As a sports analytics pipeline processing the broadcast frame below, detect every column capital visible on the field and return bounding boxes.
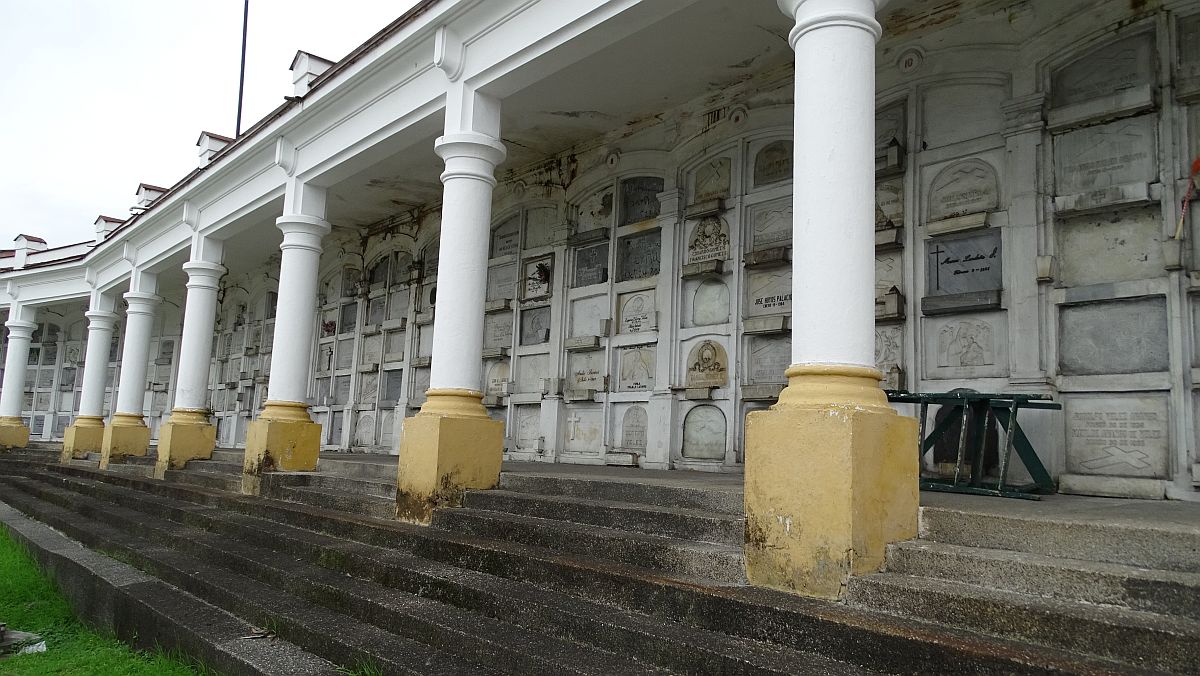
[776,0,882,44]
[275,214,331,254]
[3,319,37,339]
[182,260,227,290]
[435,132,507,186]
[123,291,161,316]
[84,310,119,330]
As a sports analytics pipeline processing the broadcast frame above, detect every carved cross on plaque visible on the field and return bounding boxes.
[566,412,582,440]
[928,243,946,291]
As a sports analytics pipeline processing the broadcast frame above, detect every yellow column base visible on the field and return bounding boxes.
[744,365,918,600]
[61,416,106,463]
[155,409,217,480]
[396,389,503,525]
[242,401,321,495]
[100,413,152,469]
[0,416,31,450]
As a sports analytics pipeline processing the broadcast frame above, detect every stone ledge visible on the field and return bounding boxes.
[1058,474,1166,501]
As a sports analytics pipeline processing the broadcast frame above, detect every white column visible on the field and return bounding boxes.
[0,309,37,420]
[113,291,161,417]
[781,0,883,370]
[174,261,225,410]
[265,215,330,405]
[77,309,118,418]
[428,132,506,392]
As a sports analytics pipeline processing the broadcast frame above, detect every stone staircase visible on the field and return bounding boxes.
[846,495,1200,674]
[0,450,1135,675]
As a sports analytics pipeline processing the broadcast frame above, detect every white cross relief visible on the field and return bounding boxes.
[566,412,582,440]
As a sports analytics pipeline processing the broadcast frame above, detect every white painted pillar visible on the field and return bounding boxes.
[0,306,37,420]
[113,290,161,417]
[428,133,507,392]
[77,306,119,418]
[780,0,884,370]
[174,261,226,410]
[264,215,330,405]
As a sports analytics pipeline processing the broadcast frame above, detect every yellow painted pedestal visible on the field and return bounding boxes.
[242,401,321,495]
[0,416,30,450]
[100,413,152,469]
[744,365,918,600]
[61,416,106,463]
[396,389,503,525]
[155,409,217,479]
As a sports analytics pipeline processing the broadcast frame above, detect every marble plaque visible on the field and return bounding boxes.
[923,312,1009,379]
[922,83,1006,150]
[353,412,376,446]
[484,312,514,349]
[417,325,434,358]
[618,345,655,391]
[685,340,728,388]
[875,325,903,371]
[876,102,906,148]
[620,405,648,452]
[411,367,431,399]
[1054,115,1157,196]
[749,200,791,250]
[361,334,383,365]
[875,251,904,297]
[928,159,999,222]
[491,214,521,258]
[336,339,355,370]
[749,335,790,383]
[745,269,792,317]
[525,206,557,249]
[1066,393,1168,478]
[379,409,395,446]
[576,187,614,231]
[753,141,792,187]
[682,406,726,460]
[334,375,352,405]
[385,330,406,360]
[570,296,609,338]
[618,291,655,333]
[1059,297,1169,375]
[925,230,1002,296]
[358,372,378,404]
[617,230,661,282]
[484,360,510,397]
[382,369,404,402]
[519,306,551,346]
[573,243,609,288]
[523,255,553,299]
[516,405,540,448]
[487,263,517,302]
[517,354,548,392]
[693,157,731,202]
[620,176,664,225]
[387,288,410,321]
[564,407,603,455]
[876,177,905,229]
[691,279,730,327]
[687,216,730,264]
[568,351,605,390]
[1051,34,1154,109]
[1057,206,1162,287]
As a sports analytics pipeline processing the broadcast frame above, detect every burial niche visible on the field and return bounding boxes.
[685,340,728,388]
[691,279,730,327]
[682,405,726,460]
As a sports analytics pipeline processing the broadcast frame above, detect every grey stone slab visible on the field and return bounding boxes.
[1059,296,1168,375]
[924,229,1001,297]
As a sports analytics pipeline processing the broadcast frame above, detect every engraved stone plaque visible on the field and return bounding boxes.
[923,312,1009,379]
[928,159,999,222]
[522,255,553,300]
[749,201,791,250]
[485,360,510,397]
[749,335,790,383]
[411,367,431,399]
[382,369,404,402]
[484,312,514,349]
[1057,206,1162,287]
[1059,297,1169,375]
[1065,393,1168,478]
[487,263,517,302]
[620,176,664,225]
[1054,115,1157,196]
[516,405,540,448]
[1051,34,1154,109]
[570,296,609,338]
[417,325,434,358]
[516,354,548,392]
[525,206,557,249]
[754,141,792,187]
[925,230,1001,297]
[573,243,608,288]
[691,279,730,327]
[686,216,730,264]
[576,187,614,232]
[491,215,520,258]
[876,102,906,148]
[564,407,603,455]
[618,291,655,334]
[682,405,726,460]
[359,372,378,404]
[876,251,904,296]
[876,177,905,229]
[685,340,728,388]
[875,325,903,372]
[693,158,731,202]
[745,269,792,317]
[361,334,383,365]
[568,351,605,390]
[354,412,376,446]
[519,306,551,346]
[616,230,661,282]
[620,405,648,452]
[618,345,655,391]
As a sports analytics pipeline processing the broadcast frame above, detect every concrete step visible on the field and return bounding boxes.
[317,454,398,483]
[846,572,1200,674]
[3,477,664,676]
[463,489,744,545]
[279,485,397,520]
[163,468,241,492]
[5,470,881,675]
[104,463,152,479]
[887,540,1200,621]
[183,459,242,475]
[432,506,746,585]
[122,455,157,467]
[26,462,1136,674]
[499,471,744,515]
[921,502,1200,573]
[210,448,244,463]
[288,473,398,500]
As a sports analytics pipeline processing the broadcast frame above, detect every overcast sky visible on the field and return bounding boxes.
[0,0,418,248]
